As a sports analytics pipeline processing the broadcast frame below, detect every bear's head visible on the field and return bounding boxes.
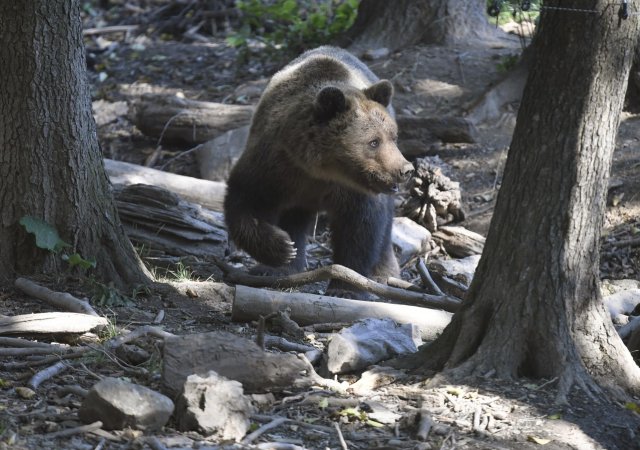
[311,80,414,194]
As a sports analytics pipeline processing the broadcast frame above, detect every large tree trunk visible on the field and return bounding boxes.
[0,2,149,289]
[346,0,496,51]
[402,0,640,400]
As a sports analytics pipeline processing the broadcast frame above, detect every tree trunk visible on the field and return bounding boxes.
[0,1,149,289]
[403,0,640,400]
[346,0,496,51]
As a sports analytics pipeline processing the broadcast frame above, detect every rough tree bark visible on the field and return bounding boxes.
[0,2,149,289]
[402,0,640,400]
[346,0,497,51]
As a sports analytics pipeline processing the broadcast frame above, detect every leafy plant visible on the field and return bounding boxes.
[228,0,360,58]
[20,216,96,270]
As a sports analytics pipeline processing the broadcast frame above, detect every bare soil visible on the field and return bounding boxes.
[1,4,640,450]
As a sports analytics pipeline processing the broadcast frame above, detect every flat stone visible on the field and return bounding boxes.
[429,254,481,287]
[392,217,431,266]
[78,377,174,431]
[325,318,421,374]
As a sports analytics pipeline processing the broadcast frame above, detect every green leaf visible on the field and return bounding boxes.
[19,216,70,253]
[318,397,329,409]
[625,402,640,413]
[62,253,96,270]
[366,419,384,428]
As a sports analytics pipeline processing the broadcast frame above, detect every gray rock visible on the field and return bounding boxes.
[392,217,431,266]
[603,289,640,318]
[79,377,174,431]
[350,365,407,395]
[601,278,640,296]
[92,100,128,127]
[115,344,150,366]
[175,371,255,440]
[196,126,249,181]
[325,318,422,374]
[429,254,481,287]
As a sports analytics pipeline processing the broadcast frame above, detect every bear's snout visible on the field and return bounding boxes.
[400,162,414,181]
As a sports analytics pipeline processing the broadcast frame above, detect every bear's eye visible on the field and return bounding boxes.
[369,139,380,149]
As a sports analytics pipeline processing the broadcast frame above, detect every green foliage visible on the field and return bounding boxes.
[20,216,95,271]
[486,1,540,26]
[19,216,70,253]
[228,0,360,57]
[90,280,134,307]
[497,53,520,73]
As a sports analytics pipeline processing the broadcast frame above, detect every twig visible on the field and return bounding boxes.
[242,417,288,444]
[0,337,57,348]
[42,421,103,439]
[93,438,106,450]
[1,349,89,369]
[417,411,434,441]
[83,25,138,36]
[264,335,315,354]
[222,262,461,313]
[416,259,445,296]
[145,436,169,450]
[15,277,99,316]
[256,315,266,350]
[334,422,349,450]
[104,325,175,350]
[0,346,73,357]
[28,361,69,389]
[256,444,306,450]
[612,237,640,248]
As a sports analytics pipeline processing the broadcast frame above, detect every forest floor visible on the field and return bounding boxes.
[1,3,640,450]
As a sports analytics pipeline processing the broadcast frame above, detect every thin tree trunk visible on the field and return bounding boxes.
[0,1,149,289]
[402,0,640,400]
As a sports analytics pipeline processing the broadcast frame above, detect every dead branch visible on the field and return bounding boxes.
[334,422,348,450]
[28,361,68,389]
[241,417,288,445]
[232,285,452,341]
[82,25,138,36]
[15,277,99,316]
[416,259,445,296]
[0,337,59,348]
[264,335,316,354]
[224,263,460,313]
[0,347,73,357]
[42,421,103,439]
[104,325,175,351]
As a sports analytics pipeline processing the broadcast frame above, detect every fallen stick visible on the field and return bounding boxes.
[232,285,452,341]
[42,421,103,439]
[0,337,59,348]
[225,264,460,313]
[242,417,288,444]
[416,259,444,296]
[0,347,73,357]
[105,158,226,212]
[29,361,68,390]
[15,278,99,316]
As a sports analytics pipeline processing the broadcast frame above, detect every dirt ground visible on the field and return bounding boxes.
[2,3,640,450]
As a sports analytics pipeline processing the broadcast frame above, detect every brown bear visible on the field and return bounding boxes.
[224,46,414,293]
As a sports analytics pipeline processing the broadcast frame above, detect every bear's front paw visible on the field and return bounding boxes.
[252,226,297,267]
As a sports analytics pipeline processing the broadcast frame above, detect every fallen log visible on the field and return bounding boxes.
[232,285,452,341]
[0,312,108,335]
[432,225,485,258]
[105,158,226,212]
[113,184,227,259]
[130,94,254,145]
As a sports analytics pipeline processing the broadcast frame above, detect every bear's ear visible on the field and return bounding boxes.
[364,80,393,107]
[314,86,347,122]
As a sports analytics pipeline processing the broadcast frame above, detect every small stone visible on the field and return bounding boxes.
[115,344,151,366]
[15,387,36,399]
[362,47,390,60]
[392,217,431,266]
[79,377,174,431]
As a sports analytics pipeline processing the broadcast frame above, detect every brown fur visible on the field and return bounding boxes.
[224,46,413,291]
